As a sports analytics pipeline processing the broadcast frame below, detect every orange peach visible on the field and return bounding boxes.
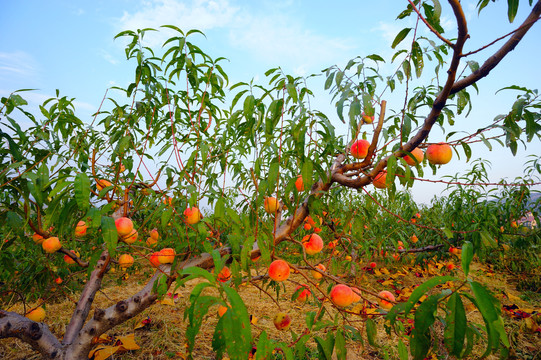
[294,285,311,303]
[295,175,304,192]
[158,248,175,264]
[63,250,80,265]
[426,143,452,165]
[303,223,312,231]
[373,171,388,189]
[403,148,424,166]
[55,277,62,285]
[264,197,279,214]
[74,221,87,237]
[302,233,324,255]
[149,228,160,241]
[410,235,419,243]
[118,254,134,269]
[351,287,362,303]
[377,290,395,310]
[42,237,61,253]
[311,263,326,280]
[350,139,370,159]
[361,112,374,124]
[115,217,134,237]
[330,284,354,307]
[123,229,138,244]
[184,207,202,225]
[217,266,232,282]
[146,237,158,248]
[149,252,161,267]
[268,260,290,282]
[25,306,46,322]
[96,179,112,192]
[32,233,44,244]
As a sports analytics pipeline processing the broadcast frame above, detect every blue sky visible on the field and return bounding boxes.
[1,0,540,204]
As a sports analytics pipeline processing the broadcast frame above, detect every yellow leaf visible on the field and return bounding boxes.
[159,297,175,306]
[90,345,121,360]
[380,267,390,275]
[373,269,382,276]
[116,333,140,351]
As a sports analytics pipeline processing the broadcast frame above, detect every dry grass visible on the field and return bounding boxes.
[1,256,540,360]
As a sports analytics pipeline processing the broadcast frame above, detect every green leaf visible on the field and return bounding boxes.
[74,172,90,213]
[255,331,271,360]
[100,216,118,256]
[366,318,378,347]
[286,83,298,103]
[181,266,217,284]
[301,160,313,191]
[411,41,424,78]
[335,329,346,360]
[398,339,408,360]
[392,28,412,49]
[315,332,335,360]
[223,286,253,359]
[410,294,440,360]
[214,197,225,219]
[507,0,519,22]
[403,276,456,316]
[461,241,473,276]
[243,94,255,120]
[444,293,467,356]
[325,72,335,90]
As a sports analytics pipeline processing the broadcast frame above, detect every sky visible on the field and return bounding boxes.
[1,0,540,204]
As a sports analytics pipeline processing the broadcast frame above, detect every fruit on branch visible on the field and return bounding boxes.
[351,287,362,303]
[449,247,461,256]
[146,237,158,247]
[362,112,374,124]
[446,263,455,271]
[273,312,292,330]
[217,266,232,282]
[55,277,62,284]
[149,228,160,241]
[369,262,377,269]
[184,207,202,224]
[410,234,418,243]
[63,250,80,265]
[268,260,290,282]
[96,179,112,192]
[75,221,87,237]
[32,233,44,244]
[264,197,279,214]
[123,229,138,244]
[330,284,354,307]
[303,223,312,231]
[115,217,134,237]
[294,285,311,303]
[350,139,370,159]
[377,290,395,310]
[218,305,228,317]
[42,237,61,253]
[118,254,134,269]
[295,175,304,192]
[302,233,324,255]
[25,306,46,322]
[372,171,388,189]
[311,263,326,280]
[426,142,452,165]
[403,148,424,166]
[149,252,161,267]
[158,248,175,264]
[163,196,173,206]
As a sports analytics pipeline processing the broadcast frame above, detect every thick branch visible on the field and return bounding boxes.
[0,311,63,358]
[451,0,541,94]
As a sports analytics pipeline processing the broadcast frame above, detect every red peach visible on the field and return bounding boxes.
[350,139,370,159]
[115,217,134,237]
[426,143,452,165]
[377,290,395,310]
[268,260,290,282]
[330,284,354,307]
[302,233,324,255]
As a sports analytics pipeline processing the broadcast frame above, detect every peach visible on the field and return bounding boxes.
[149,228,160,241]
[273,312,291,330]
[268,260,290,282]
[96,179,112,192]
[426,143,452,165]
[55,277,62,285]
[63,250,80,265]
[303,223,312,231]
[149,252,161,267]
[361,112,374,124]
[351,287,362,303]
[184,207,202,225]
[373,171,388,189]
[350,139,370,159]
[264,197,279,214]
[146,237,158,248]
[294,285,311,303]
[118,254,134,269]
[446,263,455,271]
[403,148,424,166]
[32,233,44,244]
[115,217,134,237]
[369,262,377,269]
[377,290,396,310]
[295,175,304,192]
[410,235,419,243]
[123,229,138,244]
[25,306,46,322]
[330,284,354,307]
[42,237,61,253]
[158,248,175,264]
[311,263,326,280]
[75,221,87,237]
[217,266,232,282]
[302,233,324,255]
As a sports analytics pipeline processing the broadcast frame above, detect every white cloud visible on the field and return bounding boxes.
[0,51,38,81]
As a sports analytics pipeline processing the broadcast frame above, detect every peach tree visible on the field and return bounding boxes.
[1,0,541,359]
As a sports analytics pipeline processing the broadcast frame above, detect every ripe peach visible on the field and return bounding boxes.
[303,223,312,231]
[273,312,292,330]
[373,171,388,189]
[302,233,324,255]
[295,175,304,192]
[294,285,311,303]
[350,139,370,159]
[311,263,326,280]
[446,263,455,271]
[146,237,158,248]
[55,277,62,284]
[330,284,354,307]
[158,248,175,264]
[149,228,160,241]
[63,250,80,265]
[217,266,232,282]
[268,260,290,282]
[118,254,134,269]
[42,237,61,253]
[25,306,46,322]
[96,179,112,192]
[410,235,419,243]
[361,112,374,124]
[351,287,362,303]
[184,207,202,224]
[149,252,161,267]
[377,290,395,310]
[123,229,138,244]
[314,227,322,233]
[403,148,424,166]
[115,217,134,237]
[264,197,279,214]
[32,233,44,244]
[74,221,87,237]
[426,143,452,165]
[369,262,377,269]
